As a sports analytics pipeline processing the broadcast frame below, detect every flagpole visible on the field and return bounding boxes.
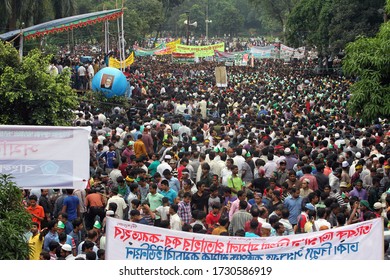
[103,5,108,55]
[121,4,126,71]
[116,0,123,71]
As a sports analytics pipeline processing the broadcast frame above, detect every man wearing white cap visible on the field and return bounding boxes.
[284,147,298,171]
[157,154,172,176]
[340,161,351,188]
[373,202,386,218]
[61,244,75,260]
[349,152,362,177]
[261,222,272,237]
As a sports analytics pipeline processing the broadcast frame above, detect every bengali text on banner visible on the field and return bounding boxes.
[105,217,383,260]
[175,43,225,57]
[0,125,91,189]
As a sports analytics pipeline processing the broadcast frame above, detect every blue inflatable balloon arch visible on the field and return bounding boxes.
[92,67,130,98]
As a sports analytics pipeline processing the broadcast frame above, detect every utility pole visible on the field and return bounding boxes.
[206,1,209,44]
[186,11,190,45]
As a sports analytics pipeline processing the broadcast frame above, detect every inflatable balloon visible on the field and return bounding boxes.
[92,67,128,98]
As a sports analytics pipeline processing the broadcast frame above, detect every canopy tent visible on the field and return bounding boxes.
[0,9,123,41]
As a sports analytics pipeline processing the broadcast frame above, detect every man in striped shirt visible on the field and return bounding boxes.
[228,200,252,235]
[177,192,192,225]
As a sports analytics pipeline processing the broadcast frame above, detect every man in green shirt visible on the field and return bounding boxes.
[148,153,160,177]
[227,165,245,197]
[145,184,164,226]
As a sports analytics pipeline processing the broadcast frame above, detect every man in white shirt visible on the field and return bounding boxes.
[87,63,95,90]
[157,155,173,176]
[264,154,278,179]
[221,159,233,186]
[314,207,331,230]
[279,208,294,235]
[233,147,245,176]
[77,64,87,90]
[329,168,342,192]
[105,187,128,220]
[169,204,182,231]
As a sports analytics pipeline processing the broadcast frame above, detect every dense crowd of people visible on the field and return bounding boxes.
[24,52,390,260]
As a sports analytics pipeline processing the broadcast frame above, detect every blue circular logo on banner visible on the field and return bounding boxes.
[92,67,128,98]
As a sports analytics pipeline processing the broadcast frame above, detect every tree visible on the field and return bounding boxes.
[0,175,32,260]
[327,0,385,54]
[286,0,385,55]
[286,0,336,55]
[342,0,390,123]
[52,0,77,19]
[249,0,299,40]
[128,0,164,39]
[0,41,78,125]
[216,4,244,37]
[0,0,54,32]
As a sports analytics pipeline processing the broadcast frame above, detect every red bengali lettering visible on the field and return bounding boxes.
[305,237,318,246]
[164,236,183,249]
[192,239,206,252]
[183,238,194,251]
[318,232,334,243]
[147,233,162,243]
[291,239,306,247]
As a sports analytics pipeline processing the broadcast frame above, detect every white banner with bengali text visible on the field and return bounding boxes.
[105,217,383,260]
[0,125,91,189]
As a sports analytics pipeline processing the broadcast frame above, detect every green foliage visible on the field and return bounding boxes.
[249,0,299,38]
[343,17,390,122]
[286,0,385,55]
[327,0,385,54]
[0,41,78,125]
[128,0,164,38]
[0,174,32,260]
[216,4,244,37]
[52,0,77,19]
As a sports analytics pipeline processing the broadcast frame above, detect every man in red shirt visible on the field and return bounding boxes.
[118,155,129,178]
[27,194,45,230]
[206,202,222,229]
[177,158,189,181]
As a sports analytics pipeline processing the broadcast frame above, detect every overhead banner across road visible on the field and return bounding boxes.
[175,42,225,57]
[0,125,91,189]
[105,217,383,260]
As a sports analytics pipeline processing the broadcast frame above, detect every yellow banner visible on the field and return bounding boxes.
[175,42,225,57]
[109,52,135,69]
[155,38,181,55]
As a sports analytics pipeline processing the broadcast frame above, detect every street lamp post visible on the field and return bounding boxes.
[185,11,190,45]
[205,19,212,44]
[205,0,212,44]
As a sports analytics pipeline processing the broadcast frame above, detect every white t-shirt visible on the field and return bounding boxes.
[78,66,87,76]
[170,214,182,231]
[87,64,95,78]
[155,205,170,221]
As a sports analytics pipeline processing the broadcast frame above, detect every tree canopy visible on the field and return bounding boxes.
[0,41,78,125]
[0,175,32,260]
[342,5,390,123]
[286,0,386,55]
